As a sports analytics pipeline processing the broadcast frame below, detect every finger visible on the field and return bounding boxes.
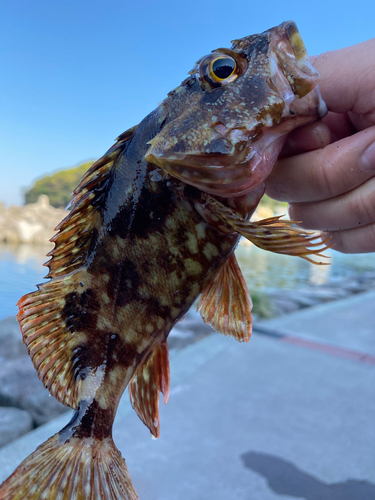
[280,121,331,158]
[348,110,375,132]
[323,224,375,253]
[266,125,375,202]
[281,113,354,158]
[322,112,356,143]
[288,176,375,231]
[311,39,375,119]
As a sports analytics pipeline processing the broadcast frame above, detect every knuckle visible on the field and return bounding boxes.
[364,224,375,251]
[334,223,375,254]
[349,190,375,226]
[310,151,336,198]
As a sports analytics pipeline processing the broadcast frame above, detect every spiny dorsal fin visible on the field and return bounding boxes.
[198,253,252,342]
[202,194,331,265]
[17,126,138,409]
[128,341,170,438]
[46,125,137,279]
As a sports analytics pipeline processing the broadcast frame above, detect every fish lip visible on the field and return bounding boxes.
[268,21,321,100]
[267,22,327,122]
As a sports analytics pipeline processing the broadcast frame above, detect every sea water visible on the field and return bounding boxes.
[0,244,50,321]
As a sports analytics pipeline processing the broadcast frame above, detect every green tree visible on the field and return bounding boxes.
[258,194,288,212]
[24,161,95,208]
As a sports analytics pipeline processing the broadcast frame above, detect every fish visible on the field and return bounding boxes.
[0,21,329,500]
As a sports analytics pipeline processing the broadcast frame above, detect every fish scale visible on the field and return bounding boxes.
[1,21,329,499]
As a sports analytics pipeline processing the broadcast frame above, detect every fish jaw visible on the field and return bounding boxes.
[145,21,327,198]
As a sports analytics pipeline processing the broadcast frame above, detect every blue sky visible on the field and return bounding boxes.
[1,0,374,205]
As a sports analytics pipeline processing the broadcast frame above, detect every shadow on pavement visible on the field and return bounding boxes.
[241,451,375,500]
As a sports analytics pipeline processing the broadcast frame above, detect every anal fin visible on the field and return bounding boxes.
[128,341,170,438]
[198,253,252,342]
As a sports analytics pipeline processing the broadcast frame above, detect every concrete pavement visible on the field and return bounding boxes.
[0,291,374,499]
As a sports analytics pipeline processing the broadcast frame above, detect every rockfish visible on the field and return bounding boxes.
[0,21,328,500]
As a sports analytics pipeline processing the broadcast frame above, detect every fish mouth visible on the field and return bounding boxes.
[273,22,320,98]
[268,21,328,119]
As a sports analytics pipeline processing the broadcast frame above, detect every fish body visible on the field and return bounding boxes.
[0,21,328,500]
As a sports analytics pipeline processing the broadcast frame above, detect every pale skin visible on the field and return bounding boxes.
[266,38,375,253]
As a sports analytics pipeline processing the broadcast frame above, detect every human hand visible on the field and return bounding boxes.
[266,39,375,253]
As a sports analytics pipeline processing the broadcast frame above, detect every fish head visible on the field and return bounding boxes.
[145,21,327,198]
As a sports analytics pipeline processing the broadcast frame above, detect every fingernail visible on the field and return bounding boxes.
[312,125,326,147]
[288,204,307,228]
[287,204,298,223]
[361,142,375,172]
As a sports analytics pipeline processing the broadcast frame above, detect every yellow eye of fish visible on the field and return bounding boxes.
[210,57,237,81]
[199,53,240,89]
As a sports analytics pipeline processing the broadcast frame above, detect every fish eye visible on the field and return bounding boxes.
[199,52,240,89]
[211,57,237,80]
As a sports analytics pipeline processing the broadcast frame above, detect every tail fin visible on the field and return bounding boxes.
[0,432,139,500]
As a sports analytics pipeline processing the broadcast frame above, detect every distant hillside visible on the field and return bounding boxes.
[24,161,94,208]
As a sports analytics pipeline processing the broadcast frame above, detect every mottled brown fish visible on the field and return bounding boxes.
[0,21,328,500]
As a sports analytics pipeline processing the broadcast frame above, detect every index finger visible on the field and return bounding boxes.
[266,125,375,203]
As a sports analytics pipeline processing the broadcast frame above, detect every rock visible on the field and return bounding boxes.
[275,291,320,309]
[269,298,300,316]
[357,273,375,286]
[0,407,33,447]
[337,281,370,294]
[0,316,27,359]
[15,220,44,243]
[0,356,68,427]
[169,307,214,350]
[265,275,375,319]
[303,287,348,301]
[283,287,349,307]
[0,195,68,245]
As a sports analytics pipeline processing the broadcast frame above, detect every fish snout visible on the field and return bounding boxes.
[270,22,320,99]
[268,21,327,123]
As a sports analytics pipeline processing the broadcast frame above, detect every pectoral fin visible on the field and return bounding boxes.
[201,195,331,264]
[198,253,252,342]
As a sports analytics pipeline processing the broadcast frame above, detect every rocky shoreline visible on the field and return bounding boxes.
[265,272,375,316]
[0,316,68,447]
[0,195,68,245]
[1,271,374,448]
